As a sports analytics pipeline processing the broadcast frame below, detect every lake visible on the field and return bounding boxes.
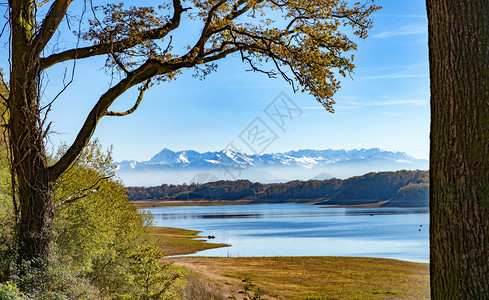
[147,203,429,263]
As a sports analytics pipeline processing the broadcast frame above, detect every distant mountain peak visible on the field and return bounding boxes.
[149,148,175,162]
[115,147,428,186]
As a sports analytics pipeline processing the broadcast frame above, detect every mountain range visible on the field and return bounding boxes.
[115,148,428,186]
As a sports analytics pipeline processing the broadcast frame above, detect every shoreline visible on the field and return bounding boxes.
[132,198,400,209]
[152,226,430,299]
[133,199,253,208]
[150,226,229,256]
[323,200,391,208]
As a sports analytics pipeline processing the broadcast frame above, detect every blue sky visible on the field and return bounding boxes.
[29,0,429,161]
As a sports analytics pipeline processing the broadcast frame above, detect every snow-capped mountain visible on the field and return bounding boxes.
[115,148,428,186]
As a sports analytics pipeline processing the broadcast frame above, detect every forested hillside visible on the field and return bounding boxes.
[127,170,429,207]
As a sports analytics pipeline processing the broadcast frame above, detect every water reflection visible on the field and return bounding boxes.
[155,207,429,220]
[146,203,429,263]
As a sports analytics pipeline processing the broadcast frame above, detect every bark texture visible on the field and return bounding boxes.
[9,0,55,262]
[427,0,489,298]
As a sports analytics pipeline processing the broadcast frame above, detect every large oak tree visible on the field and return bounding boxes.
[2,0,378,266]
[427,0,489,297]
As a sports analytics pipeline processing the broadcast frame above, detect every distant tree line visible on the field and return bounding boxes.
[127,170,429,207]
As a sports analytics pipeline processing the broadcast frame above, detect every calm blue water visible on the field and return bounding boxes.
[147,203,429,263]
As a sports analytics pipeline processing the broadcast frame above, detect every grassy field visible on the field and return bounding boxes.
[150,226,229,256]
[152,226,430,299]
[172,256,430,299]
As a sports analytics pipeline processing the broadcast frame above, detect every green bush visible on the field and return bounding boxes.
[0,140,182,299]
[0,282,23,300]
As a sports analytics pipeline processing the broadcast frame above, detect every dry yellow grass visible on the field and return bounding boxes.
[152,226,430,299]
[170,256,430,299]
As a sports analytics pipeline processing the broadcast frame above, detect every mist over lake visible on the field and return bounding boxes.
[147,203,429,263]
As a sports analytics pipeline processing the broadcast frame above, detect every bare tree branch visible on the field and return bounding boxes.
[55,189,97,209]
[0,93,7,105]
[36,0,53,8]
[184,0,255,61]
[195,0,227,56]
[105,80,150,116]
[32,0,74,61]
[111,53,130,75]
[48,59,172,180]
[202,47,240,63]
[55,175,111,208]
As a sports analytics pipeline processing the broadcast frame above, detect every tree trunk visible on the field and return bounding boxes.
[9,0,55,264]
[427,0,489,298]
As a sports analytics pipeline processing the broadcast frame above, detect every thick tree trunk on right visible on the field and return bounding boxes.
[427,0,489,298]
